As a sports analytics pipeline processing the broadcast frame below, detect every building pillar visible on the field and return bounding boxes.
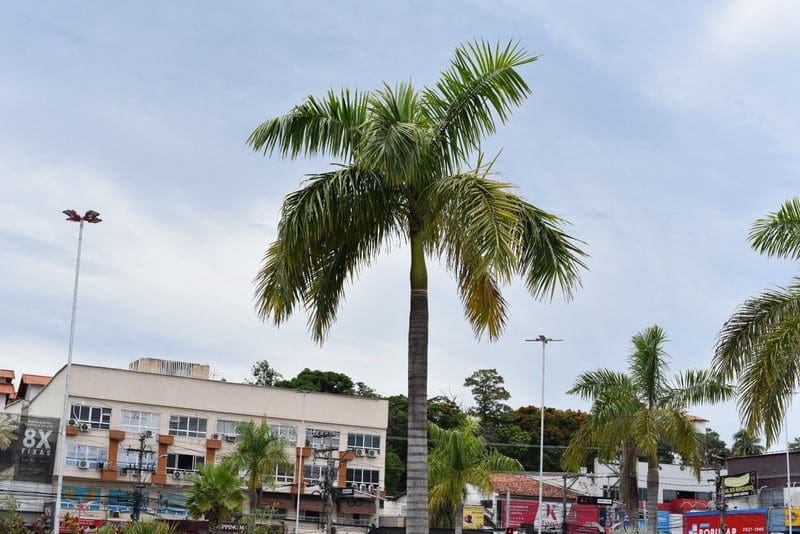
[206,437,222,465]
[151,434,173,485]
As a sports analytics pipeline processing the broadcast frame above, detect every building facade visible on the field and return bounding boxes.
[2,361,388,530]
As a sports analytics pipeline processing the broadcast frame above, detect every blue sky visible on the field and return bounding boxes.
[2,1,799,448]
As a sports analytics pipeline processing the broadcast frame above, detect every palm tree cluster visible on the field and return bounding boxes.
[562,325,733,534]
[249,39,586,534]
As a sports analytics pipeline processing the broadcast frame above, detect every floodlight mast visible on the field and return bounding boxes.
[52,210,102,531]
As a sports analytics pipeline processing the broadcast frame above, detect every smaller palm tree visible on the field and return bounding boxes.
[186,463,245,534]
[730,429,765,456]
[224,418,292,512]
[428,418,522,534]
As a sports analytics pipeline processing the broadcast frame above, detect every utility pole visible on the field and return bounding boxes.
[128,431,154,521]
[715,463,727,534]
[311,430,339,534]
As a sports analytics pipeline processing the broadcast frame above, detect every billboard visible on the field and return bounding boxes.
[501,500,564,529]
[685,509,767,534]
[719,472,758,498]
[0,414,59,483]
[463,504,484,529]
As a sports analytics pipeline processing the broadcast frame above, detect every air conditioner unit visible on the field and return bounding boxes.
[79,423,91,432]
[225,435,236,443]
[367,449,378,458]
[355,448,365,457]
[121,467,129,476]
[109,510,121,518]
[173,470,184,479]
[78,460,90,469]
[143,430,153,438]
[211,433,220,440]
[68,418,77,426]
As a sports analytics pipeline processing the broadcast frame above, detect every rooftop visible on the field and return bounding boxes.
[491,474,582,499]
[0,370,14,380]
[0,383,14,395]
[20,374,52,386]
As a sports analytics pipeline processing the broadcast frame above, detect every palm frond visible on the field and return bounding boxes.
[653,408,703,477]
[254,165,404,342]
[248,88,367,160]
[423,39,536,171]
[749,197,800,261]
[512,199,587,301]
[629,325,670,409]
[668,369,735,407]
[567,369,634,401]
[713,281,800,380]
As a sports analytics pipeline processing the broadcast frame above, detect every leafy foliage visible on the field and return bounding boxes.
[702,428,731,463]
[186,463,245,534]
[731,429,765,456]
[714,197,800,445]
[464,369,510,422]
[120,522,177,534]
[276,368,355,394]
[247,361,283,387]
[0,497,27,534]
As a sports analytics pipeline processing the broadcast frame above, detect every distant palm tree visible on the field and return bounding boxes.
[248,39,587,534]
[224,418,292,513]
[562,325,732,534]
[730,429,765,456]
[428,418,521,534]
[713,198,800,445]
[185,463,244,534]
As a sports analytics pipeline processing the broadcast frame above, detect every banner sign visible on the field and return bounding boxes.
[0,414,59,483]
[685,510,767,534]
[719,471,758,498]
[786,508,800,527]
[463,504,484,529]
[501,500,564,529]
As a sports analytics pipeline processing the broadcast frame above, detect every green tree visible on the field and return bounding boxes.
[248,40,586,534]
[0,497,27,534]
[713,198,800,445]
[385,448,407,496]
[276,368,354,394]
[790,437,800,452]
[506,405,589,471]
[247,361,283,387]
[702,428,731,464]
[355,381,380,398]
[186,463,245,534]
[730,429,765,456]
[224,418,292,512]
[464,369,511,422]
[428,419,522,534]
[563,325,732,534]
[428,395,467,430]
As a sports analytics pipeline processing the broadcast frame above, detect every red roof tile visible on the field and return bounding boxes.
[0,384,14,395]
[491,474,582,499]
[687,415,708,422]
[0,370,14,380]
[20,374,51,386]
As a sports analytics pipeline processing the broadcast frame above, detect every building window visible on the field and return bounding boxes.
[345,468,379,488]
[70,404,111,429]
[61,486,102,510]
[760,488,783,507]
[166,453,204,474]
[270,424,298,444]
[168,415,208,438]
[275,464,295,484]
[66,445,108,468]
[306,428,339,450]
[216,419,240,438]
[108,488,148,512]
[117,448,157,471]
[347,433,380,452]
[120,410,160,434]
[303,464,327,484]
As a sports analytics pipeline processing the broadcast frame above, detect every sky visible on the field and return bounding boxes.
[1,1,799,449]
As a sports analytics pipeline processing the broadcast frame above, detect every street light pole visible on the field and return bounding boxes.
[52,210,102,531]
[526,335,563,534]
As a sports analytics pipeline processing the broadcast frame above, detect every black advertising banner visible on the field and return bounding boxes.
[720,471,758,498]
[0,414,59,483]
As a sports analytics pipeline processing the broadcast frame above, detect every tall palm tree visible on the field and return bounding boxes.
[428,418,521,534]
[562,325,732,534]
[224,418,292,513]
[730,429,765,456]
[185,463,245,534]
[248,39,586,534]
[713,198,800,446]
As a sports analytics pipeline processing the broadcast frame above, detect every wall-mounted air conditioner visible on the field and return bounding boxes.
[79,423,91,432]
[367,449,378,458]
[173,470,184,479]
[78,460,90,469]
[354,448,365,457]
[225,435,236,443]
[211,433,220,440]
[68,418,77,426]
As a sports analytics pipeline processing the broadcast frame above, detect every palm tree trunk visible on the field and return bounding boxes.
[621,443,639,526]
[406,225,429,534]
[454,500,464,534]
[646,458,659,534]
